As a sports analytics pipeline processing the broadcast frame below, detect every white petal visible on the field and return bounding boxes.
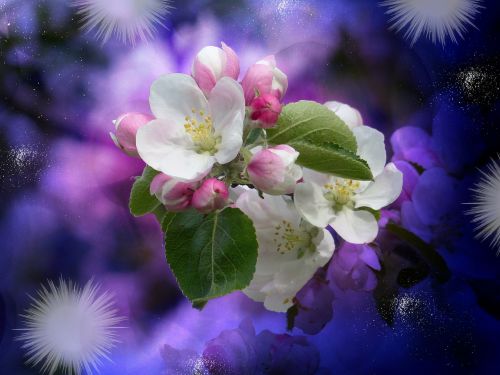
[236,190,298,229]
[355,163,403,210]
[209,77,245,164]
[332,208,378,244]
[263,291,294,312]
[294,182,335,227]
[149,73,208,123]
[310,228,336,266]
[352,125,386,177]
[136,119,214,181]
[302,168,331,185]
[324,101,363,129]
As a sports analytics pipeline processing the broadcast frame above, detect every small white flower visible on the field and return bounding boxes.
[466,157,500,255]
[72,0,173,44]
[236,189,335,312]
[136,74,245,181]
[294,125,403,244]
[16,279,124,375]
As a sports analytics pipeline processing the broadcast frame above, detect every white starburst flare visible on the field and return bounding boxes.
[71,0,173,45]
[16,278,125,374]
[466,157,500,255]
[380,0,483,46]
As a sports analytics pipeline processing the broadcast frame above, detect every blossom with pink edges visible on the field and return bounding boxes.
[241,55,288,105]
[192,42,240,95]
[249,92,282,127]
[150,173,197,212]
[192,178,229,213]
[110,112,153,157]
[247,145,302,195]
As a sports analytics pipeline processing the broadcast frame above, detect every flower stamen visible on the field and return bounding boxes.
[184,109,219,153]
[324,179,360,209]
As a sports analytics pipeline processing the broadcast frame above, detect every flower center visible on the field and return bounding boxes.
[272,220,317,257]
[323,179,360,210]
[184,109,219,154]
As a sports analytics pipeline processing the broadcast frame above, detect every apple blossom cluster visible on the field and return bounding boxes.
[111,42,403,314]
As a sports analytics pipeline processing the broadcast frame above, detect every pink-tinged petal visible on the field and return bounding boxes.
[241,63,273,105]
[192,57,217,94]
[249,93,282,128]
[247,149,286,190]
[111,112,153,157]
[150,173,197,212]
[149,73,208,122]
[136,119,214,181]
[221,42,240,79]
[355,163,403,210]
[332,208,378,244]
[150,173,170,195]
[192,178,229,213]
[247,145,302,195]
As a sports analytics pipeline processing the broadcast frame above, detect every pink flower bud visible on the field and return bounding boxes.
[324,101,363,129]
[192,42,240,95]
[192,178,229,213]
[241,55,288,105]
[150,173,197,212]
[247,145,302,195]
[249,93,282,127]
[110,112,153,157]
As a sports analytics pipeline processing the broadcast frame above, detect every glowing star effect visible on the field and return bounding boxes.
[466,157,500,255]
[16,279,124,374]
[380,0,483,46]
[71,0,172,44]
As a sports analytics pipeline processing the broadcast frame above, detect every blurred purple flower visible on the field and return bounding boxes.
[294,270,334,335]
[202,319,259,375]
[203,321,322,375]
[329,243,381,292]
[256,330,321,375]
[390,160,420,209]
[401,168,460,244]
[162,318,322,375]
[390,126,442,169]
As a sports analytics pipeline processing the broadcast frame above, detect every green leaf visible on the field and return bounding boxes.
[165,208,258,307]
[161,211,178,232]
[267,101,373,180]
[267,101,357,152]
[244,127,264,147]
[386,223,451,283]
[152,205,167,223]
[129,166,161,217]
[288,140,373,180]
